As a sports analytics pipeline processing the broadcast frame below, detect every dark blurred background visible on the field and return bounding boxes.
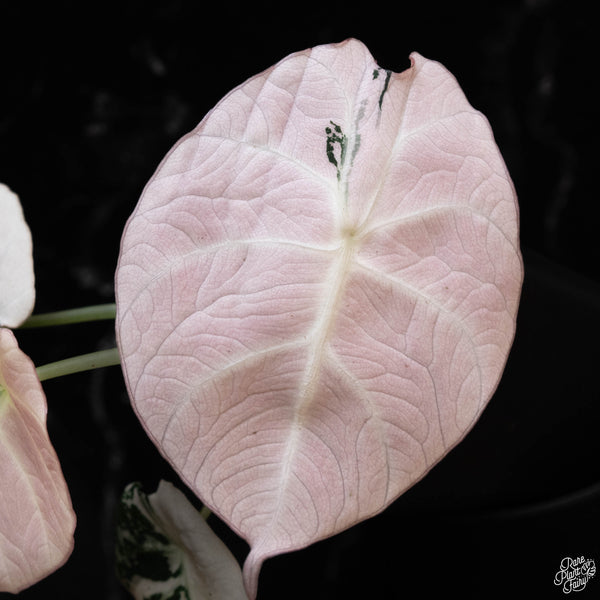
[1,1,598,598]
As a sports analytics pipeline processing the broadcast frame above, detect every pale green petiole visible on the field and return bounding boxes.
[19,303,117,328]
[17,303,120,381]
[36,348,121,382]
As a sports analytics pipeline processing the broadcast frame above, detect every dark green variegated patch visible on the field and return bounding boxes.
[116,482,190,600]
[378,69,392,110]
[325,120,347,181]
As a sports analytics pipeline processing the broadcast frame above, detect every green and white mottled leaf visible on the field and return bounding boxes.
[116,480,248,600]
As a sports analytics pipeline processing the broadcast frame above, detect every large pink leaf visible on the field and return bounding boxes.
[0,328,76,592]
[116,39,523,598]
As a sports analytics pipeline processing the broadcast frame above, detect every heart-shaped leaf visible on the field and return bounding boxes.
[116,480,248,600]
[116,39,523,598]
[0,183,35,328]
[0,328,75,593]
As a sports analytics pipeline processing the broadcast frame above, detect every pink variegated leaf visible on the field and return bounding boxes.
[116,39,523,598]
[0,328,76,593]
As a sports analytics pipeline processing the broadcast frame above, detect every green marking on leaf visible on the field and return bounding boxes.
[0,384,8,408]
[372,68,380,79]
[0,382,16,417]
[349,99,367,168]
[350,133,361,167]
[325,120,347,181]
[378,69,392,110]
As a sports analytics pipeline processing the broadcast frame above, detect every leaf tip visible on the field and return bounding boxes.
[242,547,267,600]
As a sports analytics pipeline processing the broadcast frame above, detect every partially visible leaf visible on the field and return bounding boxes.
[0,328,75,593]
[0,183,35,328]
[116,480,248,600]
[116,39,523,599]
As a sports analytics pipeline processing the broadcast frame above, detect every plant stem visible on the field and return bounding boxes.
[36,348,121,382]
[19,303,116,328]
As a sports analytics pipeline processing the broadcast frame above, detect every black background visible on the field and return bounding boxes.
[1,1,599,598]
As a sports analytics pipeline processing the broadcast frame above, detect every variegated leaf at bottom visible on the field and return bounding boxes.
[116,480,248,600]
